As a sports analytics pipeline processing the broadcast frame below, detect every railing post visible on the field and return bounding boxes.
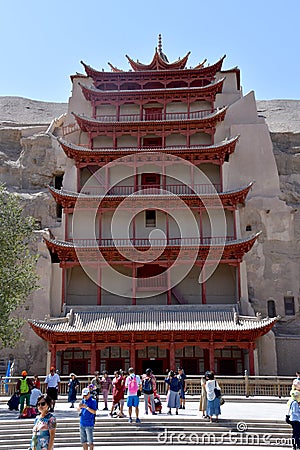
[277,377,281,398]
[244,369,249,397]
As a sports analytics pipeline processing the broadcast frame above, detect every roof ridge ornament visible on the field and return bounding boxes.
[158,34,162,54]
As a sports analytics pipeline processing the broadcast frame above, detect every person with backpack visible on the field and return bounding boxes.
[142,368,157,415]
[16,370,33,418]
[125,367,142,423]
[164,370,182,415]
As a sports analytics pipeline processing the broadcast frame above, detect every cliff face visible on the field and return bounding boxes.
[0,96,299,374]
[255,101,300,371]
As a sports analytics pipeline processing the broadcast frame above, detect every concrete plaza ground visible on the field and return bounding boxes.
[0,395,291,449]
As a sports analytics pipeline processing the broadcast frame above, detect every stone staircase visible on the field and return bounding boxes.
[0,417,293,448]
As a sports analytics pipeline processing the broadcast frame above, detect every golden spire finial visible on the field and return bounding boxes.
[158,34,162,54]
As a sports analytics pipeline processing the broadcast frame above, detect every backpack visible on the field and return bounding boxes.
[20,378,30,394]
[128,375,138,393]
[142,377,153,394]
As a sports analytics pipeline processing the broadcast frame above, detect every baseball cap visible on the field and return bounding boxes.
[21,370,27,376]
[82,387,90,396]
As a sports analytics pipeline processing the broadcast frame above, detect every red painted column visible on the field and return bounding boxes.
[97,266,101,305]
[190,164,194,191]
[61,267,66,311]
[170,341,175,370]
[132,264,136,305]
[249,342,255,375]
[199,208,203,244]
[130,342,136,368]
[139,103,143,121]
[50,344,57,368]
[77,167,81,192]
[90,343,96,374]
[237,263,241,303]
[64,212,68,241]
[209,341,215,371]
[233,210,237,240]
[134,170,138,191]
[219,162,223,192]
[99,210,102,246]
[187,133,190,147]
[201,264,206,304]
[167,268,171,305]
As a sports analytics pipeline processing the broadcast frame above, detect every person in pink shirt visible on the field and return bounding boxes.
[125,367,142,423]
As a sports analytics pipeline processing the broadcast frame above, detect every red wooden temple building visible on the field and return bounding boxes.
[30,36,276,376]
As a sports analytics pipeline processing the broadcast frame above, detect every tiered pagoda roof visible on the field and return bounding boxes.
[72,107,227,136]
[80,55,226,84]
[48,182,253,211]
[29,304,277,344]
[58,135,239,166]
[79,77,225,104]
[44,232,260,264]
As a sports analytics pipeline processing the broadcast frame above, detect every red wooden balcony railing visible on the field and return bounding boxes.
[69,236,235,247]
[95,109,215,122]
[136,273,167,290]
[80,183,222,196]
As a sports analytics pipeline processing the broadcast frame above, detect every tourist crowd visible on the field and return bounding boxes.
[10,367,300,450]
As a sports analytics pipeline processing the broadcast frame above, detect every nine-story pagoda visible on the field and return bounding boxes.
[30,36,277,376]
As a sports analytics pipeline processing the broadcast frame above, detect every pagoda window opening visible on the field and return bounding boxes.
[267,300,276,318]
[120,82,141,90]
[142,137,162,148]
[175,346,207,375]
[54,174,64,221]
[190,79,210,88]
[61,348,91,375]
[246,225,252,231]
[96,83,118,91]
[141,173,160,190]
[143,81,164,90]
[145,210,156,227]
[144,107,163,121]
[284,296,295,316]
[166,80,187,89]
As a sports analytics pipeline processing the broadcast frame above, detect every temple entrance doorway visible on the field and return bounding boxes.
[141,359,164,375]
[136,347,169,375]
[218,359,236,375]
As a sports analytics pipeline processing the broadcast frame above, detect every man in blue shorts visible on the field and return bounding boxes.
[78,387,97,450]
[125,367,142,423]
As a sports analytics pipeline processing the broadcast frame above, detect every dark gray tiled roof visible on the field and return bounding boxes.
[29,305,276,333]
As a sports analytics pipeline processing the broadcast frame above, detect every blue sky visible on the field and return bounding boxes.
[1,0,299,102]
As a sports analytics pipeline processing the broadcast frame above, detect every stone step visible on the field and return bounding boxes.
[0,418,293,448]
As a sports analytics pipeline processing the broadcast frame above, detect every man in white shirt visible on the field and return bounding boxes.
[45,366,60,411]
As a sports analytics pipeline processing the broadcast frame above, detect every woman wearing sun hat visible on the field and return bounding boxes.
[68,373,80,408]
